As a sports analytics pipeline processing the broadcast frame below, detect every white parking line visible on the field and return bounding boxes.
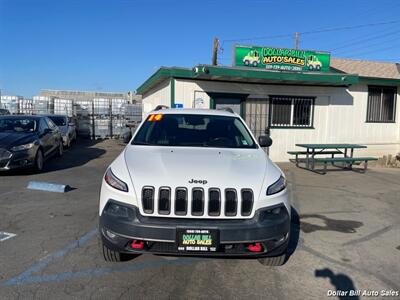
[0,231,17,242]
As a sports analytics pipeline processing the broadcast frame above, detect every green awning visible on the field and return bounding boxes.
[136,65,359,95]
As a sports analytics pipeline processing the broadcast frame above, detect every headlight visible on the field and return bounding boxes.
[11,143,35,152]
[266,175,287,195]
[104,168,129,192]
[104,202,132,218]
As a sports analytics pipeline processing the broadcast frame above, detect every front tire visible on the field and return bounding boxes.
[258,232,290,266]
[34,149,44,172]
[258,253,286,266]
[57,141,63,157]
[102,243,123,262]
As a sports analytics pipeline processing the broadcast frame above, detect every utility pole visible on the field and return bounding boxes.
[295,32,299,49]
[212,37,219,66]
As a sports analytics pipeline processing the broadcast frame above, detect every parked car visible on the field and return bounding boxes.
[44,115,76,148]
[0,115,63,171]
[99,108,290,266]
[0,109,10,115]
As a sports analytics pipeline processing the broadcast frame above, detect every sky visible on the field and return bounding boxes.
[0,0,399,98]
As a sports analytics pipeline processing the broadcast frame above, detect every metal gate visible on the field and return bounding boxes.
[245,98,270,149]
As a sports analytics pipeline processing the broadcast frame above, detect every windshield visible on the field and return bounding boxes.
[48,116,66,126]
[132,114,256,148]
[0,118,37,133]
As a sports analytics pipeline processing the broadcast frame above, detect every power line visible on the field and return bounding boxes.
[221,20,400,44]
[344,43,400,58]
[330,29,400,51]
[333,34,400,55]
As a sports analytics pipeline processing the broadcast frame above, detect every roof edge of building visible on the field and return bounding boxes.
[136,63,400,96]
[332,57,399,65]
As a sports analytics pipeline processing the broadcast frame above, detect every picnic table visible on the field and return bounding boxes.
[296,143,367,169]
[288,143,377,174]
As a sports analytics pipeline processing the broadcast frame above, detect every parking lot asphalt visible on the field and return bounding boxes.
[0,140,399,300]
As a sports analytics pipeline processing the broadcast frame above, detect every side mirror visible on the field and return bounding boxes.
[258,135,272,147]
[43,128,52,134]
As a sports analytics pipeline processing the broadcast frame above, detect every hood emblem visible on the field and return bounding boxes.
[188,179,208,185]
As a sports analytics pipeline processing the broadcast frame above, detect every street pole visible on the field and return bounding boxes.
[212,37,219,66]
[295,32,299,49]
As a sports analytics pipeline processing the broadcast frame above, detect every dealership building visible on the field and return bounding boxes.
[136,46,400,162]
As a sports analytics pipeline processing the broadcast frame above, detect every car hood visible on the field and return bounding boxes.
[124,146,268,199]
[0,132,37,149]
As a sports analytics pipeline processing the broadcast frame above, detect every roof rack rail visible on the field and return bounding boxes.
[153,105,169,111]
[218,107,235,114]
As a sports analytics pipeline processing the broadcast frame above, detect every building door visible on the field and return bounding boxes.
[244,98,270,150]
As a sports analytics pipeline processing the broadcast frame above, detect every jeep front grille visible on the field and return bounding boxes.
[241,189,254,216]
[140,187,254,218]
[225,189,237,216]
[191,188,204,216]
[175,188,187,215]
[142,187,154,214]
[208,189,221,216]
[158,187,171,215]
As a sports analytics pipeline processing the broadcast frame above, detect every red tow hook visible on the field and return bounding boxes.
[247,242,263,252]
[131,240,145,250]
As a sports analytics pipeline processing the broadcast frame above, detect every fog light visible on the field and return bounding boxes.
[105,202,131,218]
[19,160,29,166]
[272,207,281,214]
[105,230,117,239]
[275,234,289,245]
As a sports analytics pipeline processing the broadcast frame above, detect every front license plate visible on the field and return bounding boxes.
[176,228,219,252]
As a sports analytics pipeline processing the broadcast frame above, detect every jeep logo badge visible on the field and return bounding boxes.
[188,179,208,185]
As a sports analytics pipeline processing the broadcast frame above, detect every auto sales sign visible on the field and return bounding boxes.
[234,45,331,72]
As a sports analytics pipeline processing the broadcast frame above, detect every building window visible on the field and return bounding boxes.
[366,86,397,123]
[270,96,314,128]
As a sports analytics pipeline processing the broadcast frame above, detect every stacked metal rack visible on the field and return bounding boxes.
[1,95,143,140]
[32,96,55,115]
[73,99,142,139]
[75,100,93,138]
[54,99,74,117]
[0,96,23,114]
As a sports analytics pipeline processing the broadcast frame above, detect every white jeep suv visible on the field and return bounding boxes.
[99,108,290,265]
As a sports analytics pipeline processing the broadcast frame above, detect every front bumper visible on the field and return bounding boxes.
[0,149,36,171]
[100,200,290,257]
